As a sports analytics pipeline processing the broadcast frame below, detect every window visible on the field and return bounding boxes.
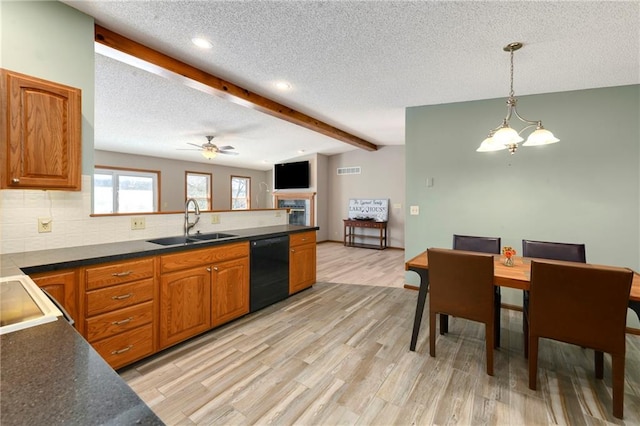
[231,176,251,210]
[186,171,212,210]
[93,167,159,214]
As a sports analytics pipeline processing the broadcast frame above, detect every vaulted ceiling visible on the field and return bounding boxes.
[62,1,640,170]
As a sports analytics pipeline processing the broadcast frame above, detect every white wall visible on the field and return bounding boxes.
[405,85,640,327]
[327,146,405,248]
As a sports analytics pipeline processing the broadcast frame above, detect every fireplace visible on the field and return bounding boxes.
[273,192,315,226]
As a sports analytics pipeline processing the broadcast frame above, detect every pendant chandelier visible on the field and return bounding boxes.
[477,42,559,154]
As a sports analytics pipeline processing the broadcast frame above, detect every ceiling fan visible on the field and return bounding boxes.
[181,135,239,159]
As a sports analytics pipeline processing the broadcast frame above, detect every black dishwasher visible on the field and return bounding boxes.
[250,235,290,312]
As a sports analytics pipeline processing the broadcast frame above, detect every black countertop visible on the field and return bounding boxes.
[0,319,163,425]
[1,224,318,276]
[0,224,318,425]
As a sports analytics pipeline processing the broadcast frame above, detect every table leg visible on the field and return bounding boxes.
[440,314,448,334]
[410,267,429,351]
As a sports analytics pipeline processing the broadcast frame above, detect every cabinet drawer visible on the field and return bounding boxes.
[85,301,153,342]
[86,279,154,316]
[290,231,316,247]
[85,258,154,290]
[160,241,249,273]
[92,324,154,369]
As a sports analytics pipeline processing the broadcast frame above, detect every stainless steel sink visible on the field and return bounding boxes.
[147,233,237,246]
[189,232,237,241]
[146,236,197,246]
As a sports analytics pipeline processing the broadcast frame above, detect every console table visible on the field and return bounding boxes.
[343,219,387,250]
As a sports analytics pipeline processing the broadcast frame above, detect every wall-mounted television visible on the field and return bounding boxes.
[274,160,310,189]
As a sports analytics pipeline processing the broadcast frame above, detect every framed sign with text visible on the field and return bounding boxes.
[348,199,389,222]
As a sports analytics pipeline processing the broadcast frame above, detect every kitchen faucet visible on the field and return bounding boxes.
[184,198,200,237]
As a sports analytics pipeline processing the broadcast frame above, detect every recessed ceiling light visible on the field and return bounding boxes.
[191,37,213,49]
[298,149,305,154]
[274,81,291,91]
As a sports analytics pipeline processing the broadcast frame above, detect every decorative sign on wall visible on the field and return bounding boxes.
[348,199,389,222]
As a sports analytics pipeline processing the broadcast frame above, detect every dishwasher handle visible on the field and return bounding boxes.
[251,235,289,248]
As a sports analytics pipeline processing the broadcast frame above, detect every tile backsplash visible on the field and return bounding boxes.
[0,176,287,254]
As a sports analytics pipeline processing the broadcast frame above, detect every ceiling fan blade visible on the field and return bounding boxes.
[219,150,239,155]
[217,145,234,151]
[186,142,203,148]
[177,148,202,151]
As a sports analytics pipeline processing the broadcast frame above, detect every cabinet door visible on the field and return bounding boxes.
[160,267,211,348]
[289,242,317,294]
[212,257,249,327]
[31,269,78,327]
[1,69,81,190]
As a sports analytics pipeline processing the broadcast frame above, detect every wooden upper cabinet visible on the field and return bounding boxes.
[1,69,82,190]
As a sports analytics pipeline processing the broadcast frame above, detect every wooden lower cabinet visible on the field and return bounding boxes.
[212,257,249,327]
[82,257,156,369]
[31,269,78,328]
[159,266,211,348]
[159,241,250,349]
[289,231,317,294]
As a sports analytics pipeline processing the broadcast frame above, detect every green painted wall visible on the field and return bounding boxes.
[406,85,640,326]
[1,0,95,174]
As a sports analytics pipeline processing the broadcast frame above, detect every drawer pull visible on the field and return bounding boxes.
[111,293,133,300]
[213,266,219,271]
[112,317,133,326]
[111,345,133,355]
[111,271,133,277]
[291,249,295,253]
[12,178,20,184]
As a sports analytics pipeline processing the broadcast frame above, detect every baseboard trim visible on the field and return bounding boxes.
[321,240,405,250]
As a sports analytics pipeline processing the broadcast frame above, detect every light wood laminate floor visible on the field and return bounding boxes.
[120,243,640,425]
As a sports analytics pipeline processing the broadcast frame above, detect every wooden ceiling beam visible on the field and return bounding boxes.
[94,24,377,152]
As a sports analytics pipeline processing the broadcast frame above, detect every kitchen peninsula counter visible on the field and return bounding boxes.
[1,225,318,276]
[0,319,163,425]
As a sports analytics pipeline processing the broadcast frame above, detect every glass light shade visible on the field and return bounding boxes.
[523,128,559,146]
[477,136,507,152]
[493,126,524,145]
[202,149,217,159]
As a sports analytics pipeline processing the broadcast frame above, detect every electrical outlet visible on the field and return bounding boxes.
[38,217,52,233]
[410,206,420,215]
[211,214,220,224]
[275,211,282,217]
[131,217,146,230]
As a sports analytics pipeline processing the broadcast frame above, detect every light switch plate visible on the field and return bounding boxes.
[211,214,220,224]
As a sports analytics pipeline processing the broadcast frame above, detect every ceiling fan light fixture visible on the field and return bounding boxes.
[202,149,217,159]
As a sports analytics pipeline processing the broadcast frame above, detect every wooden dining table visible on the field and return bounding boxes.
[406,251,640,351]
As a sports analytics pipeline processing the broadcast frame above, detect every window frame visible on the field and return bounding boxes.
[93,166,160,214]
[231,175,251,210]
[185,171,213,211]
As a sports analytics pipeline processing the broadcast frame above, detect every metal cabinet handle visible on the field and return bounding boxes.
[111,317,133,326]
[12,178,20,184]
[111,271,133,277]
[291,249,295,253]
[206,267,211,272]
[111,345,133,355]
[111,293,133,300]
[213,266,219,271]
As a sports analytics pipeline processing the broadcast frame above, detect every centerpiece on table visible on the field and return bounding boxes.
[502,246,516,267]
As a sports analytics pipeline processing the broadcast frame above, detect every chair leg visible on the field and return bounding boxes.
[429,311,436,357]
[595,350,604,380]
[523,291,529,358]
[612,353,624,419]
[528,334,539,390]
[494,289,501,348]
[439,313,448,335]
[485,322,494,376]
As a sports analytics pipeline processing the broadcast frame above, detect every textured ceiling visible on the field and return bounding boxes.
[63,1,640,170]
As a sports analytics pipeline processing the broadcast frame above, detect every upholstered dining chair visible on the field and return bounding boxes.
[528,260,633,419]
[452,234,502,347]
[521,239,586,357]
[427,248,496,376]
